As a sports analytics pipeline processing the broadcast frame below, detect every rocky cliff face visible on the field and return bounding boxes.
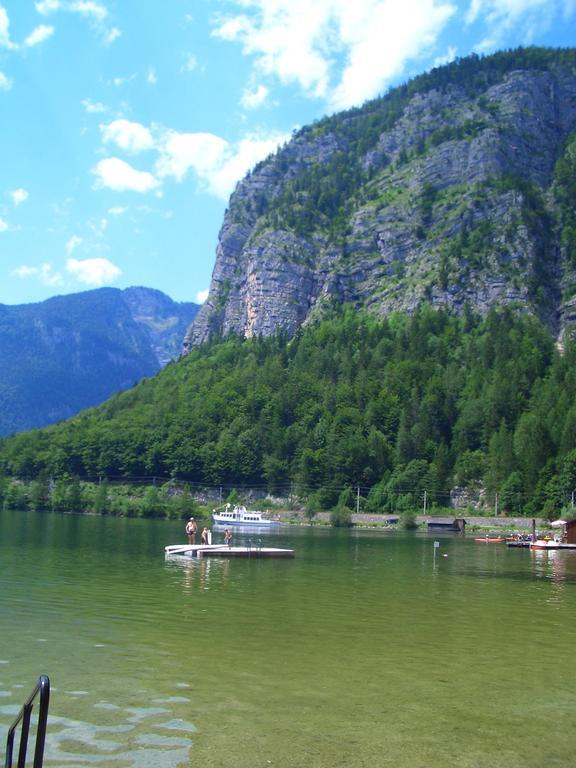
[185,49,576,350]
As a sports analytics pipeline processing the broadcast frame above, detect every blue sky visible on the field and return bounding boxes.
[0,0,574,307]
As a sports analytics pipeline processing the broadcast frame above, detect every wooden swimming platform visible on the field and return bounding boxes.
[165,543,295,559]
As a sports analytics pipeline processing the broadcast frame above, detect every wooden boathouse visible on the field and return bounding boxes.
[565,519,576,544]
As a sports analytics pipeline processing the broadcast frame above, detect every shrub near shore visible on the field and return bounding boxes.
[0,476,204,520]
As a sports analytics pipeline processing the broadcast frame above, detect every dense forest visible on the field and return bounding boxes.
[2,306,576,519]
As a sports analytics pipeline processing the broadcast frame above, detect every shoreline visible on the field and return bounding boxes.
[276,510,545,531]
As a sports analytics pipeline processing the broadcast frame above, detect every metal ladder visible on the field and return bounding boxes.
[4,675,50,768]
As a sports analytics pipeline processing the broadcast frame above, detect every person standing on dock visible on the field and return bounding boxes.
[224,528,232,547]
[201,527,209,545]
[186,517,197,545]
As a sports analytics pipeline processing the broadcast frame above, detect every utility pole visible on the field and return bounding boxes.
[495,493,499,517]
[356,487,360,515]
[423,490,427,515]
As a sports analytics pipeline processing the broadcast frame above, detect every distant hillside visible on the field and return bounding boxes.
[0,287,197,436]
[186,47,576,349]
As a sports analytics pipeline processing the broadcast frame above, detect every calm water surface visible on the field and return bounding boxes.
[1,509,576,768]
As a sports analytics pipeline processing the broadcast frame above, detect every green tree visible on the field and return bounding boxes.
[28,478,50,512]
[500,471,524,515]
[92,480,110,515]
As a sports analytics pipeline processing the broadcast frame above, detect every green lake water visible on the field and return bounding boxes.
[1,509,576,768]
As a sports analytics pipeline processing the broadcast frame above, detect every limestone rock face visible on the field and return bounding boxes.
[185,50,576,350]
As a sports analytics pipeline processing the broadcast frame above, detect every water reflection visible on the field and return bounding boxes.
[454,544,576,588]
[165,552,231,593]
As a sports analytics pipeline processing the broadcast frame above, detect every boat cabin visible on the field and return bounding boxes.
[427,517,467,532]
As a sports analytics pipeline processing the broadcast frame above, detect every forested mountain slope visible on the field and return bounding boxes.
[0,287,197,436]
[186,47,576,350]
[2,307,576,516]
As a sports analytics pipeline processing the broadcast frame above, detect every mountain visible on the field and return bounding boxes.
[0,287,197,436]
[185,47,576,351]
[3,49,576,517]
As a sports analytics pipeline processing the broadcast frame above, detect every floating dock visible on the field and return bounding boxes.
[165,543,294,559]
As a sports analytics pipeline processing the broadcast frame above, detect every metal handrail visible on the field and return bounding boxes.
[5,675,50,768]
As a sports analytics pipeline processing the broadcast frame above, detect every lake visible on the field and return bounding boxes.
[1,509,576,768]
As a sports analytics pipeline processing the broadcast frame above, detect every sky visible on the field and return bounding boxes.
[0,0,574,307]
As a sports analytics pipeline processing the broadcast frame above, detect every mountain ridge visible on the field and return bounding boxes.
[184,47,576,350]
[0,286,197,436]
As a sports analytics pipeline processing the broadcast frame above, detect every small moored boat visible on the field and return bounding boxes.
[474,536,505,543]
[530,539,576,550]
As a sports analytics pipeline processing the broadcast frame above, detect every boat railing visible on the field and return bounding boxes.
[4,675,50,768]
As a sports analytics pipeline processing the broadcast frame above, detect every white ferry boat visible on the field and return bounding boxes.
[212,503,280,526]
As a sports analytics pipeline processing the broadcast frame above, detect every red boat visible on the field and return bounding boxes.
[474,536,505,543]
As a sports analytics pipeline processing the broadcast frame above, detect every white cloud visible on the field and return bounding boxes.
[24,24,54,47]
[66,235,83,254]
[0,5,16,49]
[35,0,61,13]
[93,157,160,193]
[12,263,64,286]
[82,97,106,113]
[465,0,550,25]
[108,206,127,216]
[0,71,12,90]
[466,0,573,49]
[434,45,457,67]
[100,119,155,153]
[156,131,229,183]
[196,288,209,303]
[330,0,458,110]
[241,83,269,109]
[94,116,286,203]
[89,216,108,234]
[213,3,331,99]
[104,26,120,45]
[10,188,28,206]
[69,1,107,22]
[147,67,157,84]
[0,217,8,232]
[36,1,120,45]
[112,74,135,87]
[66,257,121,286]
[181,53,198,72]
[156,128,288,199]
[213,0,457,109]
